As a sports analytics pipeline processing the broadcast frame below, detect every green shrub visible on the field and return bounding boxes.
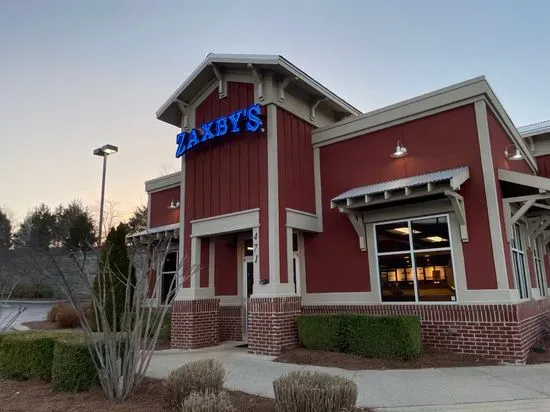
[164,359,225,408]
[159,311,171,341]
[11,282,54,299]
[345,314,421,359]
[297,315,343,352]
[273,370,357,412]
[297,314,422,359]
[0,331,67,381]
[181,390,236,412]
[52,338,97,392]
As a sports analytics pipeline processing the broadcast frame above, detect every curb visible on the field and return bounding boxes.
[5,300,65,305]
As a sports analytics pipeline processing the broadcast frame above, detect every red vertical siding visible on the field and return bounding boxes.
[214,237,238,296]
[488,109,535,290]
[536,154,550,178]
[277,109,316,284]
[200,237,210,288]
[149,187,180,228]
[307,105,495,293]
[183,83,269,284]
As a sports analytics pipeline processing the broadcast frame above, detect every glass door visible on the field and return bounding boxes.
[242,238,254,341]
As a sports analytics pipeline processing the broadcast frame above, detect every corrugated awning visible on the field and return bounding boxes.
[331,166,470,209]
[127,223,179,241]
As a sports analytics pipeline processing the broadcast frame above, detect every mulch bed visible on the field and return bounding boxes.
[527,334,550,364]
[0,378,276,412]
[274,347,499,370]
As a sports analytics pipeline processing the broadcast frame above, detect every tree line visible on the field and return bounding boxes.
[0,201,148,251]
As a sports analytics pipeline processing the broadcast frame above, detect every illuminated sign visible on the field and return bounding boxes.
[175,103,263,158]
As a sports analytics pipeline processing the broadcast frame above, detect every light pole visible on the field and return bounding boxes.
[93,144,118,245]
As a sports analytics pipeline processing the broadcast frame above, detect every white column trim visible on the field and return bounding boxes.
[189,236,201,289]
[267,103,280,283]
[287,227,294,292]
[474,100,509,290]
[313,147,324,232]
[208,237,215,289]
[252,226,260,289]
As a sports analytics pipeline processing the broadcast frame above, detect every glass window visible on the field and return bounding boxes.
[244,239,253,257]
[161,251,178,305]
[375,215,456,302]
[534,237,546,297]
[511,223,530,299]
[163,251,177,273]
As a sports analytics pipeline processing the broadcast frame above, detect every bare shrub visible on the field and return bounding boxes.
[273,370,358,412]
[164,359,226,409]
[55,305,80,328]
[181,390,236,412]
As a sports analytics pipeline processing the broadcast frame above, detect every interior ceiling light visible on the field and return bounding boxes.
[390,141,408,158]
[504,144,524,161]
[424,236,447,243]
[390,227,421,235]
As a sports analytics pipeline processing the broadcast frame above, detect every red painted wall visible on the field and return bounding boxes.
[214,237,238,296]
[536,154,550,178]
[306,105,496,293]
[277,108,316,283]
[183,83,269,283]
[149,187,180,228]
[487,109,534,289]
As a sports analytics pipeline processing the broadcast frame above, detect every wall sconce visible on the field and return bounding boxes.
[168,200,180,209]
[504,144,523,161]
[390,141,408,158]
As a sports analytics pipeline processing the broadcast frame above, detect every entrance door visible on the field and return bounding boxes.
[242,239,254,341]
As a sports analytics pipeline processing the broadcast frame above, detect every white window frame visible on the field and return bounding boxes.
[511,222,530,299]
[534,236,547,297]
[373,213,458,304]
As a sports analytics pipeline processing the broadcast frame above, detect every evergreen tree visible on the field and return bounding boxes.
[0,209,11,250]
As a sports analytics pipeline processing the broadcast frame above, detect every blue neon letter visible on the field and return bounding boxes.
[176,132,187,158]
[186,129,200,150]
[228,110,242,133]
[246,104,262,132]
[215,116,228,136]
[201,121,215,141]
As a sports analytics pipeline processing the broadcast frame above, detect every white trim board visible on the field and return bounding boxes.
[145,172,181,193]
[286,208,321,232]
[191,209,260,237]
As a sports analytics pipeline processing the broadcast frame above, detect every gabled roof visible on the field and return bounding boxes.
[518,120,550,138]
[156,53,361,127]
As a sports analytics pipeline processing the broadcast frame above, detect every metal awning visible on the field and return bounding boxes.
[499,169,550,246]
[331,167,470,251]
[127,223,179,242]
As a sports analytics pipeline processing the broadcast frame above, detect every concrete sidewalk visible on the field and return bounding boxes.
[147,343,550,411]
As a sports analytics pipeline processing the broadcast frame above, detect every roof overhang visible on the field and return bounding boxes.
[156,53,361,128]
[312,76,537,173]
[127,223,179,242]
[332,167,471,250]
[145,172,181,193]
[519,120,550,138]
[499,169,550,245]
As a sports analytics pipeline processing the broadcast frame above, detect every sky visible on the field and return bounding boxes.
[1,0,549,227]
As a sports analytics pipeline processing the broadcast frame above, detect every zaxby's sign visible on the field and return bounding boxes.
[175,103,263,158]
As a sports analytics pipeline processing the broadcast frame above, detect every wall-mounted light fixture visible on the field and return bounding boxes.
[504,144,524,161]
[168,200,180,209]
[390,141,408,158]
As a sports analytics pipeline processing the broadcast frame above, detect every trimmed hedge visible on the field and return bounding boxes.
[298,314,422,359]
[0,331,75,381]
[52,338,97,392]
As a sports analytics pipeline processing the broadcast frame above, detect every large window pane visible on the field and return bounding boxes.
[376,222,412,253]
[379,253,415,302]
[163,251,178,272]
[414,250,456,302]
[411,216,450,250]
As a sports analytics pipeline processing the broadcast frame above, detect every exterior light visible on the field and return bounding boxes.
[390,141,408,158]
[93,143,118,245]
[504,144,523,161]
[168,200,180,209]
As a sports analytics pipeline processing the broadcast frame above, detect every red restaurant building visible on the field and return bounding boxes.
[132,54,550,364]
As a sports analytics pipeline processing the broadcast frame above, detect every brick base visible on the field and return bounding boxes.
[303,299,550,364]
[170,298,220,349]
[248,296,301,356]
[219,305,242,341]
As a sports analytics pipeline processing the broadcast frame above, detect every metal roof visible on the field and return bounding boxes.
[127,223,179,239]
[518,120,550,137]
[332,166,470,203]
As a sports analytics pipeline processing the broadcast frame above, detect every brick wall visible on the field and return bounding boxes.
[219,305,242,341]
[248,296,302,355]
[302,299,550,364]
[171,298,220,349]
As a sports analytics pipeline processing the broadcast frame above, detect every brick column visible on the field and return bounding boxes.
[171,298,220,349]
[248,296,301,355]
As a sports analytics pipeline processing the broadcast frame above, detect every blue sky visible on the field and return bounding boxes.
[0,0,548,225]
